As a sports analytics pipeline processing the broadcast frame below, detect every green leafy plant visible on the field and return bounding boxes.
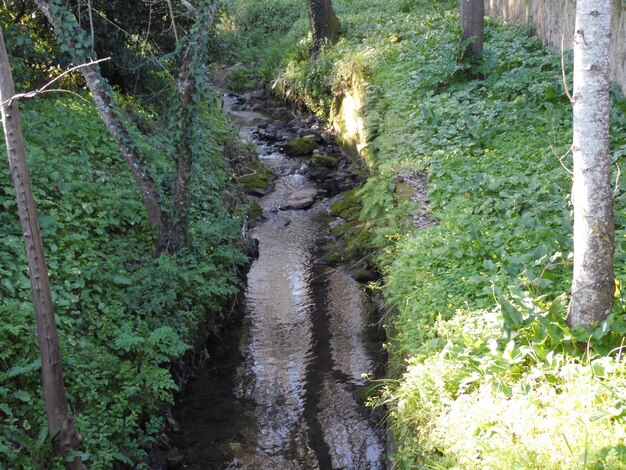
[220,0,626,467]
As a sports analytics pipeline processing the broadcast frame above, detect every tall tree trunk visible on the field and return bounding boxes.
[0,31,85,469]
[568,0,614,329]
[307,0,339,55]
[167,0,220,252]
[459,0,484,57]
[168,53,194,252]
[34,0,167,250]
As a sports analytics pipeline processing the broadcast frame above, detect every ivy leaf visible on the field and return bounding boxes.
[13,390,31,403]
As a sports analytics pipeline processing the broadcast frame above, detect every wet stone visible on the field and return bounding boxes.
[298,128,325,143]
[310,153,337,169]
[287,188,318,209]
[283,137,316,156]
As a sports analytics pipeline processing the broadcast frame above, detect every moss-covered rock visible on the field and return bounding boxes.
[283,137,316,156]
[394,182,414,203]
[247,202,263,220]
[240,160,275,190]
[330,189,361,220]
[310,153,337,168]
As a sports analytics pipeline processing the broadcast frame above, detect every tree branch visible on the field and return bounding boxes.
[0,57,110,107]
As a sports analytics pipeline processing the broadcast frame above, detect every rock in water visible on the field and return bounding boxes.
[283,137,316,156]
[310,153,337,168]
[298,128,325,143]
[287,188,318,209]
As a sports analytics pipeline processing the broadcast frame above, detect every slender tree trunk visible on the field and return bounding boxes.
[307,0,339,55]
[0,31,85,469]
[167,0,220,252]
[34,0,167,250]
[568,0,614,329]
[459,0,484,57]
[168,54,194,252]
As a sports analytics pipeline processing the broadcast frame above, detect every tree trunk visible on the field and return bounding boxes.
[307,0,340,55]
[168,52,194,252]
[166,0,220,252]
[568,0,614,329]
[459,0,484,57]
[34,0,167,250]
[0,30,85,469]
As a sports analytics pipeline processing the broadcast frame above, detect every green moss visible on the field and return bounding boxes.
[247,202,263,220]
[393,182,414,203]
[330,189,361,220]
[330,219,359,236]
[310,153,337,168]
[283,137,316,156]
[240,161,275,190]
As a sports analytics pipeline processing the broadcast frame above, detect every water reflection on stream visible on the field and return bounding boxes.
[170,95,385,469]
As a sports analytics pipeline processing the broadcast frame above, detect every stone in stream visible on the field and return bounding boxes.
[307,166,331,182]
[287,188,318,209]
[283,136,316,156]
[348,267,380,283]
[297,128,325,143]
[245,187,267,197]
[310,153,337,169]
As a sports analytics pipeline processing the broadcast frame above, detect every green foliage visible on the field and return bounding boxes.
[223,0,626,468]
[0,3,60,90]
[0,95,246,468]
[215,0,309,89]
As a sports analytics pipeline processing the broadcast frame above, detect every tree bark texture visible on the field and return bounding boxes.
[459,0,484,56]
[568,0,614,329]
[34,0,166,248]
[307,0,340,54]
[0,31,85,469]
[167,0,220,252]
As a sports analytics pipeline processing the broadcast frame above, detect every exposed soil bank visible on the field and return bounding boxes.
[156,92,387,469]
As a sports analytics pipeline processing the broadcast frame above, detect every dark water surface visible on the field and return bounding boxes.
[169,95,386,469]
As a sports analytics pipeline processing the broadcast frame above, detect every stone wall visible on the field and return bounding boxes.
[485,0,626,94]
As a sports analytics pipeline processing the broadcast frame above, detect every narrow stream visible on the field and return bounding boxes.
[168,93,386,469]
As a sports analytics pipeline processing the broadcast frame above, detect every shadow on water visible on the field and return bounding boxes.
[166,93,386,469]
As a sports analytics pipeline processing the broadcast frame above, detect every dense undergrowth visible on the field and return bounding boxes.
[220,0,626,467]
[0,93,248,467]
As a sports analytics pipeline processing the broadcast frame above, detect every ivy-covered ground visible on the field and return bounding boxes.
[219,0,626,467]
[0,95,248,467]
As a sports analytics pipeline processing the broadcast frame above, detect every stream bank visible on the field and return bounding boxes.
[154,91,387,469]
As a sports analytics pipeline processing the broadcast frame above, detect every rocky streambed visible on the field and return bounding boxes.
[158,91,387,469]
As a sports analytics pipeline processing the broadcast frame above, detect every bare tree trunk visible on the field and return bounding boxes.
[459,0,484,57]
[307,0,339,55]
[34,0,167,250]
[0,31,85,469]
[568,0,614,329]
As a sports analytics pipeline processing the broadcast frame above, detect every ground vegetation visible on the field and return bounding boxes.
[217,0,626,467]
[0,1,252,467]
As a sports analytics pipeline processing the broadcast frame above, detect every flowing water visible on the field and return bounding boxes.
[168,94,386,469]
